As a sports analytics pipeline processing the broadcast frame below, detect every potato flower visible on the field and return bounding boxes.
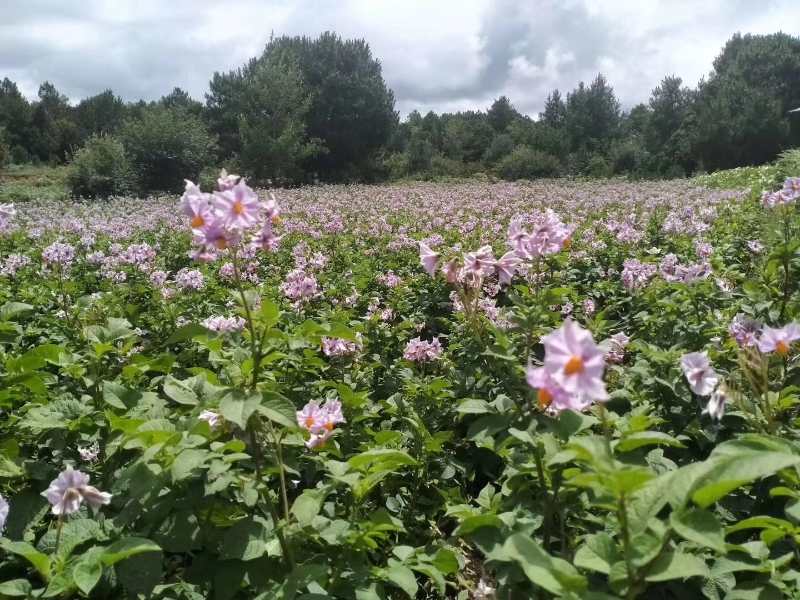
[42,466,111,516]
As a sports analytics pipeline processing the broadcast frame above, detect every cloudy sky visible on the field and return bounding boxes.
[2,0,798,117]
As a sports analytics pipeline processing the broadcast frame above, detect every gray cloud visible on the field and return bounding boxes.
[1,0,798,117]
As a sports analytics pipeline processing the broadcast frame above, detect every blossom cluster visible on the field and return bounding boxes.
[296,399,346,449]
[321,336,362,357]
[403,337,443,362]
[762,177,800,208]
[202,315,246,333]
[182,170,281,262]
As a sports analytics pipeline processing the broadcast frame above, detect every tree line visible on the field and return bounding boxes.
[0,31,798,196]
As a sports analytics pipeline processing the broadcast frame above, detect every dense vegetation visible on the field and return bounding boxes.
[0,32,799,194]
[0,160,799,597]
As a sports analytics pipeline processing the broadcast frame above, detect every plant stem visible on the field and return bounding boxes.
[53,517,64,555]
[249,426,294,569]
[618,494,635,596]
[533,445,552,550]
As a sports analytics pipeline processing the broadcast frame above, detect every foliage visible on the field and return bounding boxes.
[119,106,216,193]
[0,169,799,598]
[65,135,134,199]
[496,146,561,180]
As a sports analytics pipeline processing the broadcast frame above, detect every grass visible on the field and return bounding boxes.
[0,164,70,203]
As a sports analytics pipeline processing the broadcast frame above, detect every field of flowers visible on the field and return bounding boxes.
[1,171,800,599]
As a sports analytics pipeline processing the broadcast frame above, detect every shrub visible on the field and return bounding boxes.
[383,152,410,180]
[585,153,613,178]
[66,135,134,198]
[776,147,800,180]
[482,133,514,165]
[119,106,216,193]
[9,145,29,165]
[496,146,561,180]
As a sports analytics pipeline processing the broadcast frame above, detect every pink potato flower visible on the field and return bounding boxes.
[213,181,261,230]
[525,365,581,413]
[419,241,440,277]
[541,319,608,403]
[494,251,521,285]
[297,399,346,449]
[680,352,719,396]
[42,466,112,516]
[757,323,800,356]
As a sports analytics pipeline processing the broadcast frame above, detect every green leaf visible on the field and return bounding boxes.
[0,579,33,598]
[573,533,620,574]
[691,451,800,508]
[219,390,261,429]
[616,431,684,452]
[101,537,161,566]
[220,517,272,561]
[258,299,281,329]
[348,448,417,471]
[384,560,418,598]
[166,323,208,344]
[0,579,33,597]
[0,454,23,478]
[171,448,208,482]
[116,549,163,597]
[259,391,297,429]
[456,398,492,414]
[0,539,51,580]
[73,554,103,595]
[291,489,327,527]
[0,301,33,321]
[644,550,709,582]
[162,375,199,406]
[454,514,504,535]
[500,533,586,595]
[671,508,727,554]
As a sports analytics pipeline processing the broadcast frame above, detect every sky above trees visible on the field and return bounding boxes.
[2,0,799,116]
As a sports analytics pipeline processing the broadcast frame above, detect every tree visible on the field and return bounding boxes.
[564,75,621,155]
[30,82,77,162]
[75,90,127,139]
[647,76,691,153]
[692,32,800,169]
[237,54,321,185]
[541,90,566,129]
[0,78,33,158]
[208,32,398,181]
[160,87,203,116]
[119,105,216,193]
[487,96,518,132]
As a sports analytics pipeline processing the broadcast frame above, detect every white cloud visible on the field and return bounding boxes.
[0,0,797,116]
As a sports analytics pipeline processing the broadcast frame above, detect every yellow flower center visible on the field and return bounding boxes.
[562,238,572,250]
[191,214,205,228]
[776,340,790,356]
[564,355,584,376]
[537,388,553,410]
[233,201,245,215]
[324,422,334,431]
[305,416,316,428]
[214,238,228,250]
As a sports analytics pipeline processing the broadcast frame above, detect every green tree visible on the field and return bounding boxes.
[66,134,134,198]
[160,87,203,116]
[487,96,519,132]
[540,90,566,129]
[208,32,397,181]
[75,90,127,139]
[0,78,33,159]
[30,82,78,162]
[119,105,216,193]
[237,54,321,185]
